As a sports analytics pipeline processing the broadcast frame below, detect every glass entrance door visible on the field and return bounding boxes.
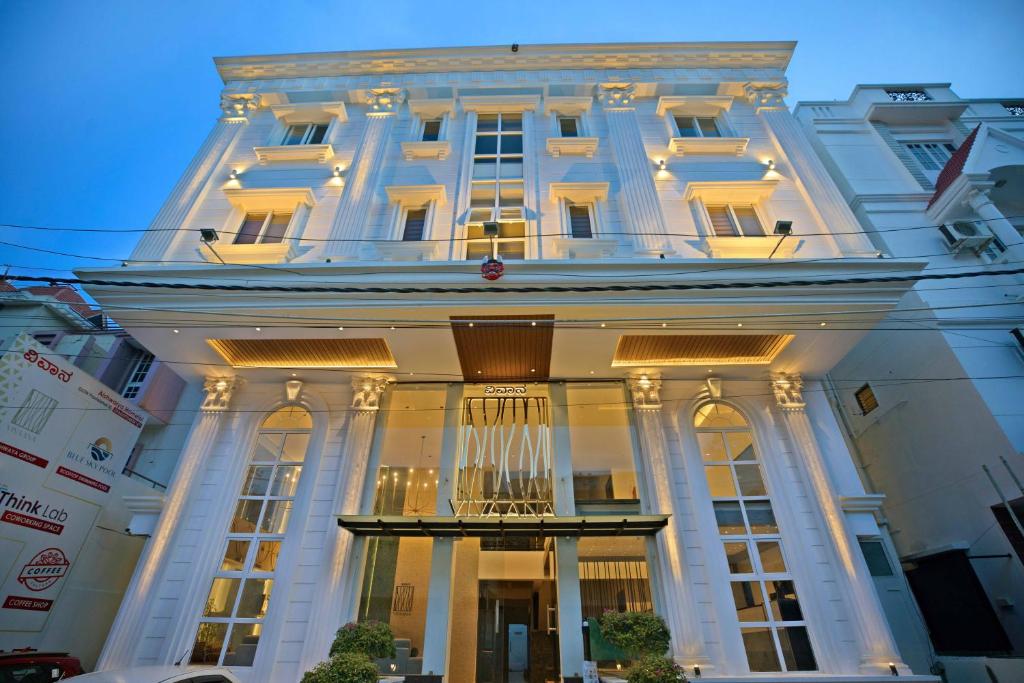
[476,579,558,683]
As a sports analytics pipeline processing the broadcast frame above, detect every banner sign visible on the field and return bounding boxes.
[0,333,144,632]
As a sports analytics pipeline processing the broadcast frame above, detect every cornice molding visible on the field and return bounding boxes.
[656,95,735,117]
[385,184,448,207]
[460,94,540,114]
[216,42,796,82]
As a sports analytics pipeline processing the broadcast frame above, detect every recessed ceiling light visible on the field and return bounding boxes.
[707,369,713,373]
[390,326,395,330]
[819,322,827,327]
[291,373,297,377]
[531,321,537,326]
[468,322,474,327]
[531,368,536,372]
[255,327,261,332]
[590,370,595,374]
[737,323,743,328]
[600,323,606,328]
[338,326,344,331]
[173,329,179,334]
[661,322,668,328]
[477,370,482,374]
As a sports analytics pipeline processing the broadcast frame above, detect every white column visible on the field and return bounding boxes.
[769,373,909,675]
[747,85,877,257]
[96,376,241,670]
[628,375,712,670]
[298,376,389,671]
[966,187,1024,254]
[129,95,256,262]
[326,88,405,258]
[598,84,672,257]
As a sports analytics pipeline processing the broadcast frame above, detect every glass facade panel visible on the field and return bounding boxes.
[567,383,639,508]
[223,624,261,667]
[725,542,753,574]
[741,628,781,671]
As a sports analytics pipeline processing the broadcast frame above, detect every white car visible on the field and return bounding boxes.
[69,665,241,683]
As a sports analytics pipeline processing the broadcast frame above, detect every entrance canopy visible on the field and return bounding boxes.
[337,514,669,537]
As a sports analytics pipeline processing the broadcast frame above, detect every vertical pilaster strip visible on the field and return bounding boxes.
[628,375,712,669]
[96,376,241,670]
[129,96,257,262]
[298,376,389,670]
[325,88,405,258]
[598,84,672,256]
[769,373,908,675]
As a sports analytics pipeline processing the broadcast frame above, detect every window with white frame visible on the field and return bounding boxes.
[421,119,443,142]
[904,142,956,181]
[233,212,293,245]
[281,123,329,146]
[674,114,722,138]
[694,402,817,673]
[190,405,312,667]
[466,113,526,260]
[120,349,154,400]
[557,116,581,138]
[566,202,594,239]
[401,207,428,241]
[704,204,765,237]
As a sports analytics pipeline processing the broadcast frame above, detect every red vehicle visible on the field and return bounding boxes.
[0,649,84,681]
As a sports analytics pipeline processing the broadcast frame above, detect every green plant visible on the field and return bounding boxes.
[301,652,378,683]
[329,620,396,660]
[598,611,671,659]
[626,654,686,683]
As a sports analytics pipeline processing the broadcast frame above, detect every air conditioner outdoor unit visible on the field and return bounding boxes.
[938,221,994,254]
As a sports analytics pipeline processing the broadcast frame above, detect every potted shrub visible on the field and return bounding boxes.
[301,621,397,683]
[624,654,686,683]
[598,611,684,683]
[301,652,379,683]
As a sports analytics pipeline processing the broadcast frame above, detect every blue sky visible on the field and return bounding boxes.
[1,0,1021,280]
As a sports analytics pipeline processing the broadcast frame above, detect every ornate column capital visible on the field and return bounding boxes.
[219,93,262,121]
[597,83,637,109]
[351,375,390,410]
[628,373,662,410]
[770,372,805,411]
[201,376,242,412]
[744,83,788,112]
[366,87,406,115]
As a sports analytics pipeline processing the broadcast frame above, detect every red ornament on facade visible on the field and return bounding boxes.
[481,257,504,280]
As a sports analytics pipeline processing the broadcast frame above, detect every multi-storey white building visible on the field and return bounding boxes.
[796,86,1024,681]
[80,43,941,682]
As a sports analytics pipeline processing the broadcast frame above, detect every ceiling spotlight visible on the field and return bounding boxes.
[600,322,606,328]
[291,373,297,377]
[255,327,261,332]
[737,323,743,328]
[468,322,474,327]
[820,321,827,327]
[530,321,537,327]
[338,326,344,331]
[390,326,395,330]
[477,370,482,374]
[590,370,595,375]
[531,368,536,373]
[199,228,219,244]
[773,220,793,236]
[661,322,668,328]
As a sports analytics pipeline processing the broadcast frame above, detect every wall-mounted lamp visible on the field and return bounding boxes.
[766,159,776,171]
[199,228,220,244]
[229,169,239,180]
[889,663,899,677]
[333,165,343,177]
[773,220,793,236]
[657,159,667,171]
[693,665,702,678]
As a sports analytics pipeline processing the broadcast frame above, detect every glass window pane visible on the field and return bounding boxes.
[254,540,281,572]
[501,114,522,131]
[698,433,728,461]
[260,212,291,244]
[281,433,310,462]
[221,540,250,571]
[231,500,263,533]
[497,241,525,260]
[735,464,766,497]
[757,541,787,573]
[714,501,745,535]
[726,433,755,461]
[283,125,306,145]
[778,626,817,671]
[260,500,293,533]
[422,119,441,142]
[270,465,302,497]
[242,466,273,496]
[475,135,498,155]
[767,580,803,621]
[222,623,261,667]
[358,536,434,659]
[697,117,721,137]
[741,627,781,672]
[236,578,273,618]
[675,116,699,137]
[190,622,228,665]
[472,158,497,179]
[234,214,265,245]
[498,221,526,238]
[559,117,579,137]
[733,206,764,237]
[466,242,491,260]
[261,406,312,429]
[499,182,524,205]
[568,384,639,504]
[705,466,736,498]
[203,578,241,617]
[499,159,524,180]
[477,114,499,132]
[403,208,427,241]
[724,542,753,574]
[745,501,778,534]
[308,124,328,144]
[694,403,748,428]
[500,134,523,155]
[732,581,768,622]
[471,184,496,207]
[858,539,893,576]
[253,433,283,462]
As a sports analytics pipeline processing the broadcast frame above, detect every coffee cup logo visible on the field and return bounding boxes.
[89,437,113,462]
[17,548,70,592]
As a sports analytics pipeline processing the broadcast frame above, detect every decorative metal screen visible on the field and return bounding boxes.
[453,396,553,516]
[579,558,653,616]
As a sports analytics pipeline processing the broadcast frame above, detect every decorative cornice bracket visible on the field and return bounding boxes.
[744,83,788,113]
[351,375,390,410]
[220,94,262,121]
[597,83,637,110]
[770,372,805,411]
[628,373,662,410]
[202,376,243,412]
[366,87,406,115]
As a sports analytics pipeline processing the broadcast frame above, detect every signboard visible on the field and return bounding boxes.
[0,333,144,632]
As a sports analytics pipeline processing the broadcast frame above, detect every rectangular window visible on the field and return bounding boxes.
[466,113,526,260]
[568,203,593,239]
[674,115,722,138]
[558,116,580,137]
[233,212,293,245]
[858,539,894,576]
[282,123,328,146]
[421,119,442,142]
[704,204,764,237]
[905,142,956,181]
[402,208,427,241]
[854,384,878,415]
[121,349,154,400]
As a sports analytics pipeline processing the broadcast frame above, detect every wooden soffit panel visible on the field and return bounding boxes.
[612,334,793,367]
[450,315,554,381]
[207,338,397,369]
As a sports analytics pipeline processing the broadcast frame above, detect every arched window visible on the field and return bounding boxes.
[694,402,817,673]
[190,405,313,667]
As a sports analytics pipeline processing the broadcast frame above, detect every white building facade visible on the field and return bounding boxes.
[796,87,1024,680]
[83,43,939,682]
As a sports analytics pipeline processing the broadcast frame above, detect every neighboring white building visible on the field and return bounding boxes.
[796,86,1024,681]
[79,43,943,682]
